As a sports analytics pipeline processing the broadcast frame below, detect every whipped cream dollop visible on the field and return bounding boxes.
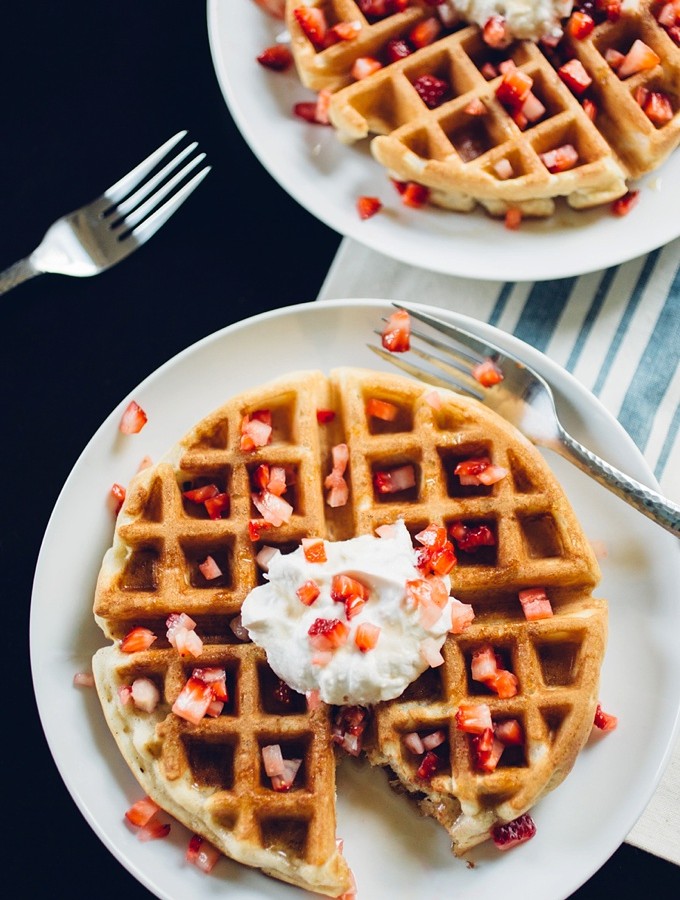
[439,0,574,42]
[241,521,460,705]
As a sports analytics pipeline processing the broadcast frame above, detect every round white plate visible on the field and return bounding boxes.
[207,0,680,283]
[31,299,680,900]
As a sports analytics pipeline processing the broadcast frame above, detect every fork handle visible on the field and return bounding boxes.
[555,427,680,537]
[0,257,40,295]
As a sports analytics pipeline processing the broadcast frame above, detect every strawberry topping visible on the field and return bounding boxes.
[491,813,537,850]
[381,309,411,352]
[256,45,293,71]
[593,703,618,732]
[302,537,327,563]
[119,400,148,434]
[240,409,272,451]
[120,626,157,653]
[357,195,383,219]
[186,834,221,872]
[518,587,553,620]
[374,463,416,494]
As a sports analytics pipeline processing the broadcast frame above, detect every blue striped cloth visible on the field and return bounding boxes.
[318,236,679,503]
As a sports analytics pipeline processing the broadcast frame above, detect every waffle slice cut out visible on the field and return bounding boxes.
[94,367,605,892]
[286,0,679,217]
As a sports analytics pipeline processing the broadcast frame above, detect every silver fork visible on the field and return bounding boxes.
[0,130,210,295]
[371,303,680,538]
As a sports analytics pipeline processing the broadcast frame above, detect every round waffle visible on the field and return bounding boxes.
[93,367,606,893]
[286,0,679,217]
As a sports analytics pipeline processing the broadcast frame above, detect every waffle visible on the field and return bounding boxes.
[286,1,680,217]
[93,367,605,888]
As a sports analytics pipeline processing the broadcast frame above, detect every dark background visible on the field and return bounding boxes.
[2,2,677,897]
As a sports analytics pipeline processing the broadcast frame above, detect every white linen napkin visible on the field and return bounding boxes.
[317,235,680,865]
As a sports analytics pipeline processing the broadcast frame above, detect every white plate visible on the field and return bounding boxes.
[207,0,680,283]
[31,299,680,900]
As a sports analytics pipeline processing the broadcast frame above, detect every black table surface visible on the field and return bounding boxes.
[3,3,678,897]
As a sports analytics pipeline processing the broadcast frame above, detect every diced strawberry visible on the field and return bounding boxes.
[455,701,493,734]
[409,18,441,48]
[297,579,321,606]
[271,757,303,791]
[315,88,332,125]
[567,10,595,38]
[498,59,517,74]
[325,442,350,508]
[131,677,161,713]
[252,489,294,526]
[494,158,515,180]
[316,408,335,424]
[464,98,487,116]
[656,1,680,27]
[110,482,126,514]
[454,456,508,486]
[166,612,197,643]
[193,667,228,702]
[611,190,640,216]
[382,308,411,351]
[422,729,446,751]
[485,668,519,698]
[471,643,498,682]
[248,518,271,541]
[386,38,412,63]
[415,524,448,549]
[173,627,204,658]
[294,101,329,124]
[643,91,674,126]
[198,555,222,580]
[495,718,524,745]
[539,144,579,174]
[331,574,370,619]
[518,587,553,620]
[558,59,593,95]
[355,622,381,652]
[449,598,475,634]
[329,20,362,41]
[413,74,450,109]
[357,195,383,219]
[491,813,537,849]
[481,61,499,80]
[483,15,511,49]
[125,796,160,828]
[473,732,505,771]
[73,671,95,688]
[120,626,157,653]
[302,537,327,563]
[401,181,430,208]
[416,749,440,779]
[172,676,214,724]
[308,617,349,650]
[240,410,272,451]
[293,6,328,50]
[419,637,445,667]
[204,492,230,519]
[186,834,221,873]
[604,47,625,70]
[266,465,287,497]
[617,39,660,79]
[403,731,425,755]
[472,358,504,386]
[262,743,285,777]
[593,703,618,731]
[352,56,383,80]
[366,397,399,420]
[496,69,533,112]
[374,463,416,493]
[449,521,496,552]
[582,97,597,121]
[183,483,219,503]
[256,44,293,71]
[119,400,148,434]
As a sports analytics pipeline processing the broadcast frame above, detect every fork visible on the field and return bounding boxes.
[0,130,210,295]
[371,303,680,538]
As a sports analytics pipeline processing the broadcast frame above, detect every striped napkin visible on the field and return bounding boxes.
[317,234,680,865]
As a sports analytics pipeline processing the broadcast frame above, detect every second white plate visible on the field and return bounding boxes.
[207,0,680,283]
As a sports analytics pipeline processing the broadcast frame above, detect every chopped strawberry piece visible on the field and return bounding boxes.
[481,61,499,80]
[381,308,411,352]
[618,39,660,78]
[582,97,597,121]
[271,757,303,791]
[293,6,328,50]
[483,15,511,49]
[539,144,579,174]
[315,88,332,125]
[518,587,554,620]
[316,408,335,424]
[252,489,294,526]
[357,195,383,219]
[415,524,447,549]
[449,598,475,633]
[120,626,157,653]
[193,666,228,701]
[455,701,493,734]
[643,91,674,126]
[485,668,519,698]
[173,627,204,658]
[352,56,383,80]
[374,463,416,493]
[198,555,222,580]
[401,181,430,208]
[166,611,197,641]
[493,158,514,180]
[409,17,441,48]
[611,190,640,216]
[131,677,161,712]
[450,520,496,552]
[593,703,618,732]
[325,441,350,507]
[567,10,595,38]
[119,400,148,434]
[73,671,95,688]
[294,101,330,125]
[332,705,369,755]
[248,518,271,541]
[262,743,285,777]
[496,69,533,112]
[604,47,625,70]
[656,1,680,27]
[558,59,593,95]
[204,492,230,519]
[257,44,293,71]
[386,38,412,62]
[472,358,504,386]
[240,410,272,451]
[416,749,440,779]
[471,643,498,682]
[454,456,508,486]
[464,98,487,116]
[491,813,537,849]
[138,817,171,842]
[183,483,219,503]
[403,731,425,755]
[110,482,126,514]
[355,622,381,652]
[186,834,221,873]
[297,579,321,606]
[331,573,370,619]
[267,465,288,497]
[302,537,327,563]
[422,729,446,751]
[172,676,214,724]
[495,718,524,745]
[419,637,445,667]
[473,730,505,771]
[413,74,450,109]
[329,20,362,41]
[366,397,399,420]
[125,797,160,828]
[308,617,349,650]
